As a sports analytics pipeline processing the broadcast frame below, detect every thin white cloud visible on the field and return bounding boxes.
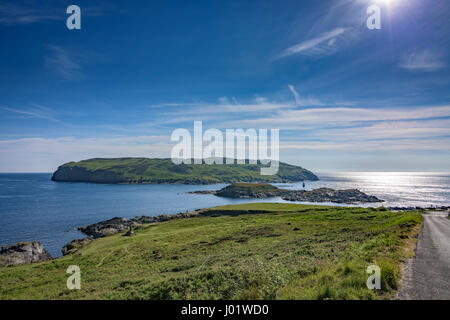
[0,105,59,122]
[399,49,446,72]
[151,102,202,108]
[0,3,61,25]
[287,84,351,107]
[278,27,357,58]
[158,101,294,118]
[152,91,357,126]
[312,119,450,141]
[0,2,118,25]
[226,105,450,129]
[45,45,82,81]
[281,138,450,152]
[288,85,301,105]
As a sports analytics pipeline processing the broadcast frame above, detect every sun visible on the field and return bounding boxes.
[377,0,395,4]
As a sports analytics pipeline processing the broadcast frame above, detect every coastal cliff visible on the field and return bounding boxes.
[51,158,319,184]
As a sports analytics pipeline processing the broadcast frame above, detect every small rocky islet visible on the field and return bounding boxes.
[191,183,384,204]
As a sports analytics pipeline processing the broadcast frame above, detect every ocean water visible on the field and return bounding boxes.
[1,172,449,257]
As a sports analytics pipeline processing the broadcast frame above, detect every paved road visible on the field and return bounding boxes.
[397,211,450,300]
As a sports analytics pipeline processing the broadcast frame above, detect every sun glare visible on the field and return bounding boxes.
[378,0,394,5]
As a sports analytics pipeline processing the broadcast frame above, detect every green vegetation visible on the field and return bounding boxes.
[0,203,422,300]
[222,182,282,192]
[214,183,285,197]
[51,158,318,184]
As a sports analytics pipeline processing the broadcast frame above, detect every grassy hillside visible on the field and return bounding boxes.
[0,203,422,300]
[51,158,318,184]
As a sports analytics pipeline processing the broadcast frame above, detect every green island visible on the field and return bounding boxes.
[0,203,422,300]
[51,158,319,184]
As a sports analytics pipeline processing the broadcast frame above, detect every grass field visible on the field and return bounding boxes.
[0,203,422,300]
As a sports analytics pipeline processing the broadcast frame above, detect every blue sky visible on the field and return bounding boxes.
[1,0,449,172]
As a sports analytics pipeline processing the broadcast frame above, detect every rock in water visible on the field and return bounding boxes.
[0,242,52,267]
[281,188,383,204]
[189,183,285,198]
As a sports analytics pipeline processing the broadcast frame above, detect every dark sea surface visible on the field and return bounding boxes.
[1,172,449,257]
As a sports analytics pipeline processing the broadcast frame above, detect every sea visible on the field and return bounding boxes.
[1,172,449,257]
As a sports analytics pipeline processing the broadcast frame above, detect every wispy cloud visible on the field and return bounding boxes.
[0,105,60,122]
[0,1,119,25]
[151,102,202,108]
[0,2,61,25]
[281,138,450,152]
[288,85,301,105]
[314,119,450,141]
[287,84,354,107]
[399,49,447,72]
[277,27,358,59]
[45,45,82,81]
[225,105,450,129]
[151,89,358,126]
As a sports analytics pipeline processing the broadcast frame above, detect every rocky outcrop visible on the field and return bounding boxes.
[61,238,93,256]
[281,188,383,204]
[190,183,286,198]
[0,242,52,267]
[78,217,138,238]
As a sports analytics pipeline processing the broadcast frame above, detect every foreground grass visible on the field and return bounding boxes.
[0,203,422,300]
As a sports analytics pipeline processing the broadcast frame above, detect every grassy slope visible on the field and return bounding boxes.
[52,158,318,183]
[0,203,422,300]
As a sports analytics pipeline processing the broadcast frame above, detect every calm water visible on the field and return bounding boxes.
[1,172,449,257]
